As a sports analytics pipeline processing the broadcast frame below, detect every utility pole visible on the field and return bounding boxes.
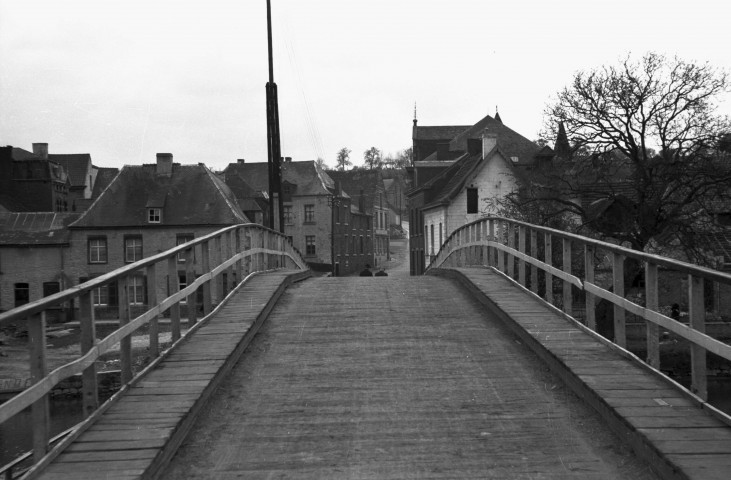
[266,0,284,232]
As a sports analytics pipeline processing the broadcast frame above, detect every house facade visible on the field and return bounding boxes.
[0,145,70,213]
[67,154,248,318]
[408,112,543,275]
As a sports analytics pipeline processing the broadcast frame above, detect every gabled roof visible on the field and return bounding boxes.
[91,167,119,198]
[0,212,80,245]
[449,114,540,166]
[71,164,247,228]
[224,160,333,196]
[50,154,92,187]
[413,125,470,141]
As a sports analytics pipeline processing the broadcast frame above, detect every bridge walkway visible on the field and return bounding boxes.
[159,273,660,479]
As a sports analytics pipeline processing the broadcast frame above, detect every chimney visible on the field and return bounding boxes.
[237,158,245,164]
[481,131,498,159]
[284,157,292,163]
[32,143,48,159]
[156,153,173,177]
[436,142,449,160]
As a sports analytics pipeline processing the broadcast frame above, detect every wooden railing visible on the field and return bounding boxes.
[427,216,731,402]
[0,223,307,476]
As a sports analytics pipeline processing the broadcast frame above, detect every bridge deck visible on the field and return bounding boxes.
[159,275,659,479]
[434,267,731,480]
[37,270,310,480]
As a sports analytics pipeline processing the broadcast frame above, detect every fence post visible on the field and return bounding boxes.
[584,245,596,330]
[185,247,197,325]
[645,263,660,369]
[236,228,243,283]
[168,256,181,342]
[613,253,626,348]
[213,234,223,303]
[201,240,212,316]
[245,229,252,276]
[518,225,526,287]
[28,313,50,462]
[689,275,707,400]
[507,222,515,279]
[488,219,495,267]
[562,238,572,317]
[118,276,132,385]
[530,229,538,294]
[544,233,553,305]
[79,291,98,417]
[146,263,159,359]
[496,221,505,272]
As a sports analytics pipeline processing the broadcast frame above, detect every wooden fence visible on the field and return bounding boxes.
[0,223,307,475]
[428,216,731,402]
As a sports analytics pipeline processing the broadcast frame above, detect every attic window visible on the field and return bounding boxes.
[510,156,519,164]
[148,208,161,223]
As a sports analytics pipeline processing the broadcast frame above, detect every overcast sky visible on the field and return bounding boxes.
[1,0,729,171]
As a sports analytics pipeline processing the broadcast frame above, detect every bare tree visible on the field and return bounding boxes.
[315,157,327,170]
[508,53,731,260]
[335,147,352,171]
[363,147,382,170]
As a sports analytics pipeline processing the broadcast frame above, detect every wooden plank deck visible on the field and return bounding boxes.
[160,275,661,479]
[35,269,310,480]
[434,267,731,480]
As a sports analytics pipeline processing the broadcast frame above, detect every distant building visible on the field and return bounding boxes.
[327,169,390,268]
[0,212,80,320]
[408,112,545,275]
[67,153,248,318]
[0,144,71,212]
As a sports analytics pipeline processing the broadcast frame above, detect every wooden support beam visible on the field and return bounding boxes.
[689,274,707,400]
[185,247,196,325]
[584,245,596,330]
[518,225,526,287]
[530,229,538,294]
[645,262,659,369]
[146,263,159,359]
[167,256,181,342]
[117,276,132,384]
[562,237,572,317]
[201,240,212,316]
[28,312,50,463]
[613,252,626,348]
[544,233,553,305]
[79,291,98,417]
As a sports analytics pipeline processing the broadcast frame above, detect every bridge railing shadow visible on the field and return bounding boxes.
[428,216,731,404]
[0,223,307,475]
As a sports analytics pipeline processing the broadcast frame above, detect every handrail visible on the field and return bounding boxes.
[0,223,307,474]
[427,216,731,403]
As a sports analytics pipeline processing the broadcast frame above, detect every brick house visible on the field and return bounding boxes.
[408,112,544,274]
[67,154,248,318]
[0,212,80,320]
[0,145,71,213]
[327,169,390,268]
[224,158,343,272]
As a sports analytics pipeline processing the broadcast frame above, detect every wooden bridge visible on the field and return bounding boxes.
[2,219,731,479]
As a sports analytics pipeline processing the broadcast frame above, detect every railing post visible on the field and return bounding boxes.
[562,238,572,317]
[584,245,596,330]
[225,230,235,291]
[185,247,197,325]
[201,240,212,316]
[507,222,515,279]
[530,228,538,294]
[544,233,553,305]
[167,257,181,342]
[244,228,252,276]
[213,234,223,303]
[613,253,626,348]
[488,219,495,267]
[118,276,133,385]
[236,228,244,283]
[645,263,660,369]
[28,312,50,462]
[79,290,98,417]
[689,275,707,400]
[146,263,159,359]
[518,225,526,287]
[496,221,504,272]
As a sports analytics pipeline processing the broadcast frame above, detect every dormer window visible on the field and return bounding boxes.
[148,208,161,223]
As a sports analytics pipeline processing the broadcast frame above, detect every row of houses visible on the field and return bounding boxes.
[0,145,406,317]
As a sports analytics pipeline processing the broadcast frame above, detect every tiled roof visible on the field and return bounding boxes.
[50,154,91,187]
[449,114,540,166]
[91,168,119,199]
[224,160,333,196]
[420,152,483,208]
[71,164,247,228]
[414,125,470,141]
[0,212,80,245]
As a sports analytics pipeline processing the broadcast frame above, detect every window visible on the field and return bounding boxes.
[88,237,108,264]
[430,224,435,255]
[283,205,293,225]
[125,236,143,263]
[439,223,443,248]
[14,283,30,307]
[94,285,109,306]
[467,188,478,214]
[304,204,315,223]
[148,208,161,223]
[177,234,194,262]
[360,236,364,254]
[128,276,145,306]
[305,235,316,256]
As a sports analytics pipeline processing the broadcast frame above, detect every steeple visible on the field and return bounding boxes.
[554,121,570,160]
[413,102,417,127]
[494,106,502,124]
